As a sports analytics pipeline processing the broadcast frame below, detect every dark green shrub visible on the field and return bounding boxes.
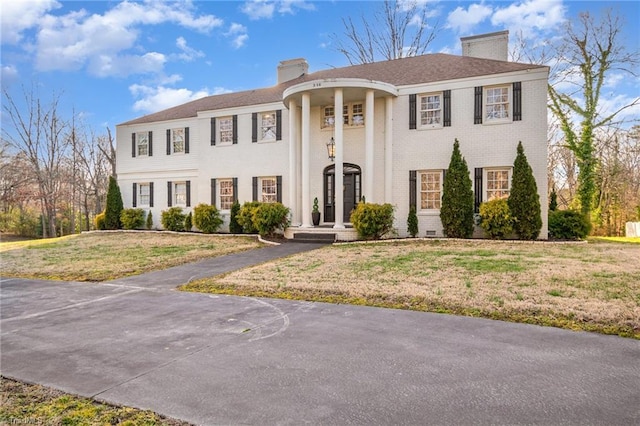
[236,201,261,234]
[440,139,474,238]
[120,208,145,230]
[229,200,243,233]
[350,202,395,240]
[95,212,106,230]
[104,176,123,230]
[549,189,558,212]
[508,141,542,240]
[193,203,223,234]
[479,199,513,239]
[161,207,186,232]
[185,212,193,231]
[253,202,290,237]
[145,210,153,230]
[548,210,591,240]
[407,205,418,237]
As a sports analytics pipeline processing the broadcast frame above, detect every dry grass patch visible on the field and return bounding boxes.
[183,239,640,338]
[0,231,262,281]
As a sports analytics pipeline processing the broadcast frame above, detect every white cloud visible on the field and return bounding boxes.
[226,23,249,49]
[241,0,315,20]
[1,64,19,87]
[89,52,167,78]
[491,0,566,39]
[129,84,231,114]
[446,3,493,34]
[175,37,205,62]
[278,0,316,14]
[0,0,61,44]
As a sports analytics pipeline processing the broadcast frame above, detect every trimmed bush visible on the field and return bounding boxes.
[407,205,418,237]
[253,202,290,237]
[548,210,591,240]
[104,176,123,230]
[236,201,261,234]
[193,204,223,234]
[120,208,145,230]
[229,200,243,234]
[95,212,106,230]
[508,141,542,240]
[440,139,474,238]
[479,199,513,239]
[161,207,186,232]
[145,210,153,230]
[350,202,395,240]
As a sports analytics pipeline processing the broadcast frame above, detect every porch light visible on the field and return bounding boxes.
[326,137,335,161]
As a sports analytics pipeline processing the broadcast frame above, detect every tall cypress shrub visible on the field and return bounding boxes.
[104,176,123,230]
[508,141,542,240]
[440,139,474,238]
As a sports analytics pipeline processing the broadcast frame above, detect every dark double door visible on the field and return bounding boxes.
[323,164,361,223]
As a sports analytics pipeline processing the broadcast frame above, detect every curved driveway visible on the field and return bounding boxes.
[1,242,639,425]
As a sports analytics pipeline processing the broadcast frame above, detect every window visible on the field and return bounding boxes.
[136,132,149,156]
[419,93,442,128]
[322,103,364,128]
[322,106,335,128]
[139,183,150,207]
[486,168,511,200]
[260,112,277,141]
[350,103,364,126]
[174,182,187,206]
[219,179,234,210]
[485,86,510,121]
[172,128,185,153]
[219,117,233,145]
[261,177,277,203]
[419,171,442,210]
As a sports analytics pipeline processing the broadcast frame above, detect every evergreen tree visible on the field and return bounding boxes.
[440,139,474,238]
[508,141,542,240]
[145,210,154,230]
[549,189,558,212]
[407,205,418,237]
[185,211,193,232]
[229,200,243,233]
[104,176,123,230]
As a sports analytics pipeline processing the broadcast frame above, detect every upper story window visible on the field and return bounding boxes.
[260,112,277,141]
[420,93,442,128]
[419,171,442,210]
[261,177,277,203]
[219,117,233,145]
[136,132,149,156]
[219,179,234,210]
[486,168,511,200]
[172,128,185,153]
[485,86,510,122]
[322,103,364,129]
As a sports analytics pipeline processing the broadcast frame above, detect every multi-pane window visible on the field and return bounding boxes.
[139,183,150,207]
[219,179,234,210]
[260,112,276,141]
[219,117,233,144]
[350,103,364,126]
[420,94,442,127]
[136,132,148,156]
[172,128,185,153]
[174,182,187,206]
[261,177,277,203]
[485,86,510,121]
[322,103,364,128]
[322,106,335,128]
[486,169,510,200]
[419,171,442,210]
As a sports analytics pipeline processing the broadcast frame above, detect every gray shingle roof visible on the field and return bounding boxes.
[120,53,546,126]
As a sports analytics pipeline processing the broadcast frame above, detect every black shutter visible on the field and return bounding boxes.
[149,182,154,207]
[443,90,451,127]
[167,181,173,207]
[276,176,282,203]
[148,131,153,156]
[513,82,522,121]
[474,87,483,124]
[232,178,238,202]
[474,168,483,213]
[232,115,238,144]
[276,110,282,141]
[409,170,417,209]
[132,183,137,207]
[166,129,171,155]
[210,118,216,145]
[185,127,190,153]
[211,178,216,206]
[131,133,136,157]
[252,113,258,143]
[252,177,258,201]
[409,94,417,130]
[186,180,191,207]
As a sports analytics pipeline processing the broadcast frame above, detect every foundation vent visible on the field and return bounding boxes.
[425,230,437,237]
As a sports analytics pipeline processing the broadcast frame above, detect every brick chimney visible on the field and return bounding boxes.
[461,30,509,61]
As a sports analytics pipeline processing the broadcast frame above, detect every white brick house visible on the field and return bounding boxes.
[116,31,549,240]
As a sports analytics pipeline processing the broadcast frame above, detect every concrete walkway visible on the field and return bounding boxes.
[2,242,639,425]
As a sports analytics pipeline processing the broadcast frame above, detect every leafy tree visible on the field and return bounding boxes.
[407,205,418,237]
[104,176,123,230]
[440,139,474,238]
[508,142,542,240]
[229,200,243,233]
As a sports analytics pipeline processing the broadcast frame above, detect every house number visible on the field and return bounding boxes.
[313,83,322,87]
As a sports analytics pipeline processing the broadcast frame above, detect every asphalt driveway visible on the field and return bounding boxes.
[2,246,639,425]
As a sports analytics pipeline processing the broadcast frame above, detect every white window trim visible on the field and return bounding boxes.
[218,179,234,211]
[259,111,277,142]
[321,102,365,130]
[418,170,443,213]
[171,128,185,154]
[484,85,511,124]
[418,92,443,130]
[174,181,187,207]
[484,167,512,201]
[260,176,277,203]
[138,183,151,207]
[136,132,149,156]
[218,116,233,146]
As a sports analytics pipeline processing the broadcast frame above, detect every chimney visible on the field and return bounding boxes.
[277,58,309,84]
[461,30,509,61]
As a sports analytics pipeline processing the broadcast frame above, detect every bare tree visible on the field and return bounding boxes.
[99,127,117,178]
[332,0,439,64]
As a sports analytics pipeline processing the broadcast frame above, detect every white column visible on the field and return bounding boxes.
[334,88,345,229]
[365,89,375,203]
[384,96,393,203]
[288,98,299,225]
[295,105,302,226]
[301,93,312,228]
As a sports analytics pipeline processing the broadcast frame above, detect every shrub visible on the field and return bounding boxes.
[104,176,123,230]
[479,199,513,239]
[548,210,591,240]
[549,189,558,212]
[350,202,395,240]
[193,204,223,234]
[95,212,106,230]
[185,211,193,231]
[120,208,145,230]
[145,210,153,230]
[229,200,243,233]
[440,139,474,238]
[508,141,542,240]
[407,205,418,237]
[253,202,290,237]
[161,207,186,232]
[236,201,261,234]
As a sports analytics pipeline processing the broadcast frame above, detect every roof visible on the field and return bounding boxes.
[120,53,546,126]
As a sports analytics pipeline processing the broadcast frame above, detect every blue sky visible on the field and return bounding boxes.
[1,0,638,132]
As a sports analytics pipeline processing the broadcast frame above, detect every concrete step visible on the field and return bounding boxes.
[292,233,336,243]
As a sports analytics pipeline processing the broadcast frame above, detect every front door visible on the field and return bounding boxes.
[324,164,361,223]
